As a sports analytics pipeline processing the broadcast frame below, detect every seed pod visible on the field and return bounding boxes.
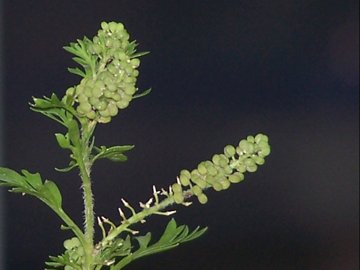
[172,183,182,193]
[197,193,208,204]
[220,179,231,190]
[244,158,257,172]
[191,185,203,196]
[224,145,236,157]
[179,174,190,186]
[213,182,223,191]
[197,162,207,175]
[228,172,244,183]
[174,193,184,204]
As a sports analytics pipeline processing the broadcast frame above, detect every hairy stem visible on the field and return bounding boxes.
[74,120,97,269]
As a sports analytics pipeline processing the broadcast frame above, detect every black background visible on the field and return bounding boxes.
[2,1,359,270]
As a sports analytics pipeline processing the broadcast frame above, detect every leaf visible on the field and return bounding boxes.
[67,120,81,147]
[112,219,207,269]
[67,67,86,78]
[55,161,78,173]
[0,167,63,210]
[133,88,152,99]
[93,145,135,163]
[30,93,77,126]
[135,232,152,249]
[55,133,71,149]
[41,180,63,208]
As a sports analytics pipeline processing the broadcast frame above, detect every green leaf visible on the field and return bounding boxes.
[67,120,81,147]
[112,219,207,269]
[30,93,77,126]
[55,133,71,149]
[0,167,63,210]
[135,232,152,249]
[93,145,135,163]
[67,67,86,78]
[41,180,63,208]
[133,88,152,99]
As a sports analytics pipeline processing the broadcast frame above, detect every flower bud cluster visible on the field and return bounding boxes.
[175,134,270,204]
[66,22,140,123]
[63,237,84,269]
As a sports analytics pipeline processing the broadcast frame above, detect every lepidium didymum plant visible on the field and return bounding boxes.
[0,21,271,270]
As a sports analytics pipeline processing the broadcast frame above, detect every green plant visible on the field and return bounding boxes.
[0,21,271,270]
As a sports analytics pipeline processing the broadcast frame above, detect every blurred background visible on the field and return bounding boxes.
[0,1,358,269]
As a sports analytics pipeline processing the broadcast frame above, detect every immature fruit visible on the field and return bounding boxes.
[66,21,142,123]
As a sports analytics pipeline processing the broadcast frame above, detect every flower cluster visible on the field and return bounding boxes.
[174,134,271,204]
[62,237,84,270]
[66,22,141,123]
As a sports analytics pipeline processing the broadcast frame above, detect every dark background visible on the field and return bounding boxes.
[1,1,359,269]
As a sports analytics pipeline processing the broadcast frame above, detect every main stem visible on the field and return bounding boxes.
[76,121,97,269]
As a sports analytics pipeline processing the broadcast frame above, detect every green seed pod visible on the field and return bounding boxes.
[258,147,271,157]
[213,182,223,191]
[239,140,255,155]
[86,110,96,120]
[192,177,207,189]
[218,155,229,168]
[107,102,119,116]
[247,135,255,143]
[89,96,100,106]
[212,154,221,165]
[253,156,265,165]
[244,158,257,172]
[172,183,182,193]
[191,185,203,196]
[105,89,116,98]
[64,237,80,250]
[224,145,236,157]
[92,86,103,98]
[98,116,111,123]
[197,193,208,204]
[255,133,268,143]
[78,102,92,114]
[220,179,231,190]
[101,21,109,30]
[116,99,129,109]
[123,84,136,95]
[179,174,190,186]
[66,87,75,96]
[236,163,247,173]
[174,193,184,204]
[207,165,218,176]
[99,107,111,117]
[197,162,207,175]
[94,100,108,111]
[130,58,140,68]
[228,173,244,183]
